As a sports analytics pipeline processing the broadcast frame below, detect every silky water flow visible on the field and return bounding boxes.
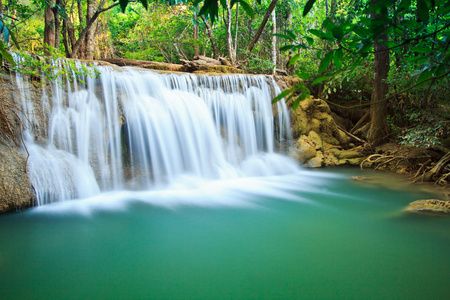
[13,62,297,206]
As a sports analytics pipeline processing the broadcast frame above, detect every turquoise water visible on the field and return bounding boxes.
[0,169,449,299]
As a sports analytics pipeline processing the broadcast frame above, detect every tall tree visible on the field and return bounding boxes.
[43,0,57,55]
[85,0,99,60]
[367,0,389,145]
[247,0,278,52]
[224,0,235,65]
[271,8,276,74]
[68,0,119,58]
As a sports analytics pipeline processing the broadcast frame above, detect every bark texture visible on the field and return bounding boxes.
[367,1,390,145]
[247,0,279,53]
[44,0,56,55]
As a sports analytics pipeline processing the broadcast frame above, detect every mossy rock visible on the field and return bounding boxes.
[290,96,348,147]
[405,199,450,215]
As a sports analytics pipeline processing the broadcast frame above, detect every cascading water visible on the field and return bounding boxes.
[13,61,298,206]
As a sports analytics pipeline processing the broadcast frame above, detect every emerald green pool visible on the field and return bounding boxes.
[0,169,449,299]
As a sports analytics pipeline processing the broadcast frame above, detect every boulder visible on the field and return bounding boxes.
[289,96,364,167]
[405,199,450,215]
[291,97,349,146]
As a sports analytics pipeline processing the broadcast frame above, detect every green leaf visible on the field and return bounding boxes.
[292,91,310,110]
[365,0,396,13]
[352,25,367,37]
[298,72,310,80]
[400,19,420,29]
[286,30,296,40]
[323,19,336,32]
[9,30,20,50]
[238,1,255,18]
[280,45,296,51]
[437,3,450,14]
[397,0,411,12]
[319,51,334,73]
[274,33,293,40]
[199,0,219,23]
[309,29,327,39]
[285,92,298,104]
[292,97,302,110]
[332,26,344,40]
[311,76,330,86]
[272,87,295,104]
[334,48,343,68]
[306,37,314,46]
[288,54,300,66]
[436,64,446,77]
[303,0,317,17]
[292,43,307,50]
[417,68,430,86]
[0,41,15,66]
[411,47,434,54]
[417,0,429,23]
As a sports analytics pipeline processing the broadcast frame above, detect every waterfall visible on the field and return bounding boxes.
[13,62,298,205]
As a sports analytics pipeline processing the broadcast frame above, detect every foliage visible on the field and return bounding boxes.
[280,0,449,97]
[107,4,197,62]
[11,51,100,86]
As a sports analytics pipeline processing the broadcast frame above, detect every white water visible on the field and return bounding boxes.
[13,62,298,206]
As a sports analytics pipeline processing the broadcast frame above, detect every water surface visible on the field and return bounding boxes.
[0,169,449,299]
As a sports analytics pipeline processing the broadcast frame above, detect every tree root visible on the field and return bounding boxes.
[423,152,450,183]
[360,154,394,169]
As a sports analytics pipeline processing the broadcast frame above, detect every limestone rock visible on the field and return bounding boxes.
[288,96,366,168]
[405,199,450,215]
[291,136,317,163]
[291,131,327,167]
[291,96,348,147]
[0,145,35,213]
[306,152,325,168]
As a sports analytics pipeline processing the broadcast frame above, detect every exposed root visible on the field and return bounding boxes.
[423,152,450,183]
[413,159,432,179]
[360,154,394,169]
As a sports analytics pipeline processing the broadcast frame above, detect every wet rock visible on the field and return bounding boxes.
[0,145,35,213]
[405,199,450,215]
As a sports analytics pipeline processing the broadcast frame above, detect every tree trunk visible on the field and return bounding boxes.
[367,1,390,145]
[77,0,86,59]
[193,11,200,57]
[85,0,98,60]
[247,0,278,53]
[53,0,61,50]
[69,0,118,59]
[271,8,276,74]
[62,18,70,57]
[44,0,56,55]
[234,2,239,57]
[201,16,219,58]
[225,0,235,65]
